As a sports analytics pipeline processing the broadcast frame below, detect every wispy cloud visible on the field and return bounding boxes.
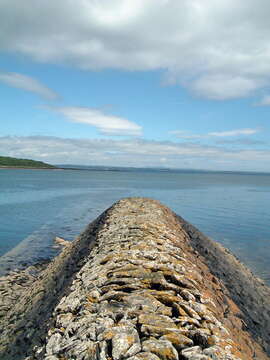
[216,138,266,145]
[0,72,58,100]
[170,128,260,139]
[208,129,259,137]
[0,136,269,171]
[50,106,142,136]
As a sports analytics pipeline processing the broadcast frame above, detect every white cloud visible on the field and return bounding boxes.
[0,72,58,100]
[1,1,270,100]
[51,106,142,136]
[208,128,259,137]
[191,75,262,100]
[170,128,260,139]
[257,94,270,106]
[0,136,269,171]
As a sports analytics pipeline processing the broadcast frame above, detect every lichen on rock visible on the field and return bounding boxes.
[0,198,269,359]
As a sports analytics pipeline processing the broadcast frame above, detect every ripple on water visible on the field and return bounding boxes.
[0,169,269,284]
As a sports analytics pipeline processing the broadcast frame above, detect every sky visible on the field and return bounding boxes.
[0,0,270,171]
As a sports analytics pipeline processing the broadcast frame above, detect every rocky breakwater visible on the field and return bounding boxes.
[0,198,269,359]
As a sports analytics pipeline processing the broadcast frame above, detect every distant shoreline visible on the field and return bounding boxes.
[0,166,61,170]
[0,166,122,172]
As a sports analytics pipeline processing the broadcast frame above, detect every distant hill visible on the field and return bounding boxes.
[0,156,56,169]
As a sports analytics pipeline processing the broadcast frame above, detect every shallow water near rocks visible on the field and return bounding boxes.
[0,168,269,284]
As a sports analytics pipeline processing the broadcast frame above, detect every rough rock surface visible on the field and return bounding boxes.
[0,198,269,359]
[178,218,270,355]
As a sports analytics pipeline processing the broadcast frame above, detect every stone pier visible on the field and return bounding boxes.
[0,198,269,359]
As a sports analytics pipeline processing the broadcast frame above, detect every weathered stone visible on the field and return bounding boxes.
[101,290,128,301]
[53,236,70,249]
[138,313,176,328]
[87,289,100,303]
[172,302,189,317]
[203,345,226,359]
[127,352,160,360]
[177,316,201,328]
[179,289,196,302]
[141,324,185,338]
[160,333,194,351]
[86,342,99,360]
[178,303,201,320]
[183,356,210,360]
[181,346,203,358]
[55,312,74,328]
[45,333,63,355]
[98,341,108,360]
[110,326,141,360]
[207,335,219,346]
[55,295,82,314]
[124,294,172,316]
[189,303,208,318]
[139,290,177,301]
[142,339,179,360]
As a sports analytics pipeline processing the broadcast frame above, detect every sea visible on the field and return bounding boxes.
[0,167,269,285]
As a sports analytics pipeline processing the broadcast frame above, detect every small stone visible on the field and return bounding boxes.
[112,327,141,360]
[203,346,225,360]
[53,236,70,248]
[179,289,196,301]
[160,333,194,351]
[127,352,160,360]
[177,316,201,327]
[45,333,62,355]
[96,317,115,337]
[207,335,219,346]
[55,295,82,313]
[189,303,208,317]
[125,293,172,316]
[185,356,210,360]
[87,289,100,303]
[128,352,160,360]
[141,324,188,339]
[101,290,128,301]
[181,346,202,359]
[55,312,73,328]
[179,303,201,320]
[98,341,108,360]
[138,313,176,328]
[142,339,179,360]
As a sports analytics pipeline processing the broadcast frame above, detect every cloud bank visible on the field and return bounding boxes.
[0,72,58,100]
[0,136,269,172]
[1,1,270,101]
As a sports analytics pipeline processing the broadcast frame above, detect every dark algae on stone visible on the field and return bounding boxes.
[0,156,56,169]
[0,198,269,359]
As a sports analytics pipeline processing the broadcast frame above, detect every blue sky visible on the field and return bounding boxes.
[1,0,270,171]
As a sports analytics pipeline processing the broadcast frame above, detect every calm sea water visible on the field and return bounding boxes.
[0,168,269,284]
